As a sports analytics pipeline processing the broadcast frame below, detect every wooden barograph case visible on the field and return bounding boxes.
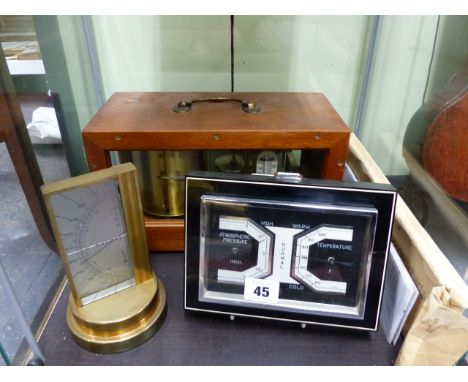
[82,92,351,252]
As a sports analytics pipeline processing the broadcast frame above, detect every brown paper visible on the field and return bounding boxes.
[396,285,468,365]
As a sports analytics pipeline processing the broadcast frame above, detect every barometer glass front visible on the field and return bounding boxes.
[199,195,377,318]
[49,179,135,305]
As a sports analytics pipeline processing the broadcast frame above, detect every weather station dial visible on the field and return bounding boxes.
[42,163,166,353]
[185,172,397,331]
[197,193,377,318]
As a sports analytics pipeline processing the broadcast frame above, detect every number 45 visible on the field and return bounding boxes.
[253,286,270,297]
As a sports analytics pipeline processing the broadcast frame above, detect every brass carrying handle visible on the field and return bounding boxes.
[172,97,261,113]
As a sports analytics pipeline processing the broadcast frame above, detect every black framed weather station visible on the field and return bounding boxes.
[184,171,397,331]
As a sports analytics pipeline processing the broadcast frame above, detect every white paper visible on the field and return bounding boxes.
[27,107,62,144]
[380,243,419,344]
[244,277,280,304]
[6,59,45,75]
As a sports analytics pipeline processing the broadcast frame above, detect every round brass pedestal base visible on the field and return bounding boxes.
[66,275,166,353]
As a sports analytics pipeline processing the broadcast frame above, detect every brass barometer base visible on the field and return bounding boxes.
[66,275,166,353]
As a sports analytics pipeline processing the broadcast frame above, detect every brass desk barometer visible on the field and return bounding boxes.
[42,163,166,353]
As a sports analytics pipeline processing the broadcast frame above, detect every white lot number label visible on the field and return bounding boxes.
[244,277,280,304]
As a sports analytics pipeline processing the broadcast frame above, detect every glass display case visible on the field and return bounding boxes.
[0,14,466,365]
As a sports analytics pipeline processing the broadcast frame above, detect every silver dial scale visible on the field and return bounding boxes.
[49,179,134,305]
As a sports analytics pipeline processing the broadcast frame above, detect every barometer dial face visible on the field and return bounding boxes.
[215,215,273,284]
[198,194,377,318]
[199,196,274,296]
[49,179,135,305]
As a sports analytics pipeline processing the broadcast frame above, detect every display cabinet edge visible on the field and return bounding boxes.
[347,133,468,333]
